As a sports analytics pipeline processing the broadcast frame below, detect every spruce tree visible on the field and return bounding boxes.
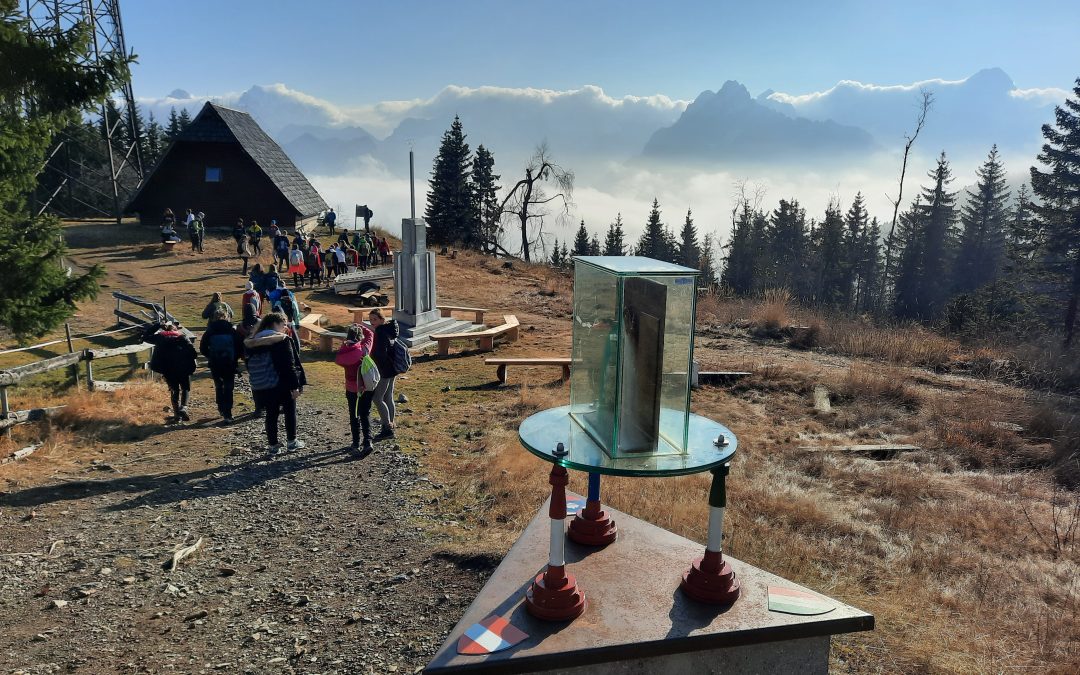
[124,103,148,167]
[0,2,125,340]
[572,220,591,257]
[891,197,925,320]
[954,145,1009,293]
[721,202,756,293]
[842,193,870,308]
[166,107,181,139]
[177,107,192,131]
[603,213,625,255]
[916,152,959,318]
[699,233,718,287]
[812,200,846,307]
[636,198,666,259]
[470,144,500,252]
[425,115,473,245]
[855,217,883,312]
[589,234,601,256]
[766,199,810,297]
[549,238,563,267]
[560,241,569,265]
[146,111,165,165]
[677,208,700,269]
[1029,78,1080,346]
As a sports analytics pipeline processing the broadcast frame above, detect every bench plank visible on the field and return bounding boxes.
[485,357,571,384]
[438,305,489,324]
[432,314,519,356]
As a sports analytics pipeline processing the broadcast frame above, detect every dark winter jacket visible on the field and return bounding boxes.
[199,319,244,372]
[241,301,260,335]
[243,329,306,392]
[143,325,197,380]
[372,320,400,378]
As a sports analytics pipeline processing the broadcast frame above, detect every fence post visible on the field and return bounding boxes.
[65,322,80,388]
[1,386,10,439]
[85,358,94,391]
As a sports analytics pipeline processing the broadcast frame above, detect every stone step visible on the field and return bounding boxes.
[400,318,483,349]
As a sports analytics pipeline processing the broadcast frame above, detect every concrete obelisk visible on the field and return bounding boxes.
[393,150,442,344]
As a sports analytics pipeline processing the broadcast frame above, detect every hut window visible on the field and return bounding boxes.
[205,167,222,182]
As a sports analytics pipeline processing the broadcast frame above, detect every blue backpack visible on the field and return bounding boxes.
[391,339,411,375]
[207,332,236,368]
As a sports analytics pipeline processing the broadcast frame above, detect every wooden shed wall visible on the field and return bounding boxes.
[129,142,303,230]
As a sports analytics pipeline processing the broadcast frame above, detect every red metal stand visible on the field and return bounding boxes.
[681,464,741,605]
[526,463,587,621]
[568,472,617,546]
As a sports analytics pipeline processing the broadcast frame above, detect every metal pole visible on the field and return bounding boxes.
[409,150,416,220]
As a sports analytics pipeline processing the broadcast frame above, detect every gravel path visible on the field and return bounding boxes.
[0,388,490,674]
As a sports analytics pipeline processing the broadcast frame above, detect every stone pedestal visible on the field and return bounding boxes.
[424,496,873,674]
[394,217,440,328]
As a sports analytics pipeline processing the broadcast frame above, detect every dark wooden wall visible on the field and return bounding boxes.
[128,142,303,231]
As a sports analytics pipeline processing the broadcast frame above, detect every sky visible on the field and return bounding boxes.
[122,0,1080,104]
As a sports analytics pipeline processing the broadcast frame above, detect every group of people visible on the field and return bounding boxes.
[145,287,405,455]
[161,208,206,252]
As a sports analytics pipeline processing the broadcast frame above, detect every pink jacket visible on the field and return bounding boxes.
[334,325,374,392]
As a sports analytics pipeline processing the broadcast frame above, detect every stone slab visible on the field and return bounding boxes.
[425,495,872,674]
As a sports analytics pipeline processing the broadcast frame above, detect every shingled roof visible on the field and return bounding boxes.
[129,102,328,216]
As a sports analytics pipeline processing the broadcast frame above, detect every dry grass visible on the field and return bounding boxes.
[749,288,793,337]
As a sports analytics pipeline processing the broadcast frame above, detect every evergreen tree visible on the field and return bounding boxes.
[1029,78,1080,346]
[812,200,846,306]
[603,213,625,255]
[124,102,148,166]
[177,107,192,131]
[855,217,882,312]
[100,97,127,148]
[765,199,810,297]
[549,238,563,267]
[699,233,718,287]
[166,107,181,139]
[145,111,165,165]
[560,241,569,266]
[677,208,700,269]
[891,197,925,320]
[954,145,1009,293]
[425,115,473,245]
[721,201,756,293]
[588,234,601,256]
[470,144,501,252]
[635,198,666,259]
[572,220,591,257]
[1006,184,1046,268]
[0,1,123,340]
[841,192,870,308]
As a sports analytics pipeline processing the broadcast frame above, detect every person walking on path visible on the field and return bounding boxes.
[305,242,322,288]
[187,212,203,252]
[273,226,291,270]
[268,281,302,350]
[233,218,247,254]
[201,292,234,323]
[288,242,307,288]
[368,308,399,441]
[268,220,280,241]
[248,220,263,257]
[334,244,347,278]
[325,207,337,234]
[242,280,262,318]
[143,320,197,422]
[244,312,307,455]
[200,309,245,422]
[335,323,375,454]
[357,235,371,271]
[239,235,253,275]
[248,264,265,301]
[240,293,260,338]
[261,264,281,300]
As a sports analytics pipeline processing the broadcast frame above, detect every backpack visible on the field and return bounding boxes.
[207,331,236,368]
[391,339,412,374]
[289,249,304,266]
[359,353,381,391]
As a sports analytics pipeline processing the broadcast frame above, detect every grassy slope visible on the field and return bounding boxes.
[1,222,1078,673]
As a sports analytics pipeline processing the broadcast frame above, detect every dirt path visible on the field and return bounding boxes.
[0,380,488,674]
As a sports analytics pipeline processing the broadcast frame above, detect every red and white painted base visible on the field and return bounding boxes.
[525,464,587,621]
[567,472,617,546]
[681,468,741,605]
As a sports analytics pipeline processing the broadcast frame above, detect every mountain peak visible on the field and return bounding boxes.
[717,80,752,101]
[966,67,1015,91]
[166,89,191,100]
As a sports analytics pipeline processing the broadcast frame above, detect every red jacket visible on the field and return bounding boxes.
[333,325,374,393]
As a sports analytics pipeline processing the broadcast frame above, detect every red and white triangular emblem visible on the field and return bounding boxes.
[456,614,529,655]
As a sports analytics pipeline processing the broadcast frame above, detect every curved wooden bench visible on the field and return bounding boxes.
[485,357,570,384]
[433,315,519,356]
[437,305,489,324]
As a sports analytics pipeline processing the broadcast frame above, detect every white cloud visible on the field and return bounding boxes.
[1010,87,1071,105]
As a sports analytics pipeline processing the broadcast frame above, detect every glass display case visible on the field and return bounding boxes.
[570,256,699,459]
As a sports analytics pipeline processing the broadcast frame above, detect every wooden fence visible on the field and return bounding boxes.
[0,292,191,436]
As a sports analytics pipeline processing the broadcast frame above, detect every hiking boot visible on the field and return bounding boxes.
[286,439,306,452]
[362,438,373,454]
[222,416,234,424]
[178,408,191,422]
[266,444,282,456]
[350,441,361,453]
[373,428,395,442]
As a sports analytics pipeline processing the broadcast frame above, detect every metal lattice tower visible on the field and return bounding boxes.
[24,0,143,223]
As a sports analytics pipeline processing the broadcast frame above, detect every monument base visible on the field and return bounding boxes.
[424,495,873,674]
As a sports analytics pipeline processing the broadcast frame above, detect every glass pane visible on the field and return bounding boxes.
[655,274,696,453]
[570,261,619,454]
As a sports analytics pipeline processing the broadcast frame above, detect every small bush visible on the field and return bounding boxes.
[750,288,792,338]
[836,364,922,410]
[788,320,822,350]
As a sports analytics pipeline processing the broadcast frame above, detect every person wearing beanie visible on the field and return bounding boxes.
[242,280,261,318]
[142,320,197,422]
[334,322,375,454]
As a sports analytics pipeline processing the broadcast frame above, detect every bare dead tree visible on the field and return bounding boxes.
[498,144,574,263]
[881,90,933,306]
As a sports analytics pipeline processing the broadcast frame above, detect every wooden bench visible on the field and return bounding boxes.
[162,240,178,251]
[432,314,519,357]
[437,305,488,324]
[485,357,571,384]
